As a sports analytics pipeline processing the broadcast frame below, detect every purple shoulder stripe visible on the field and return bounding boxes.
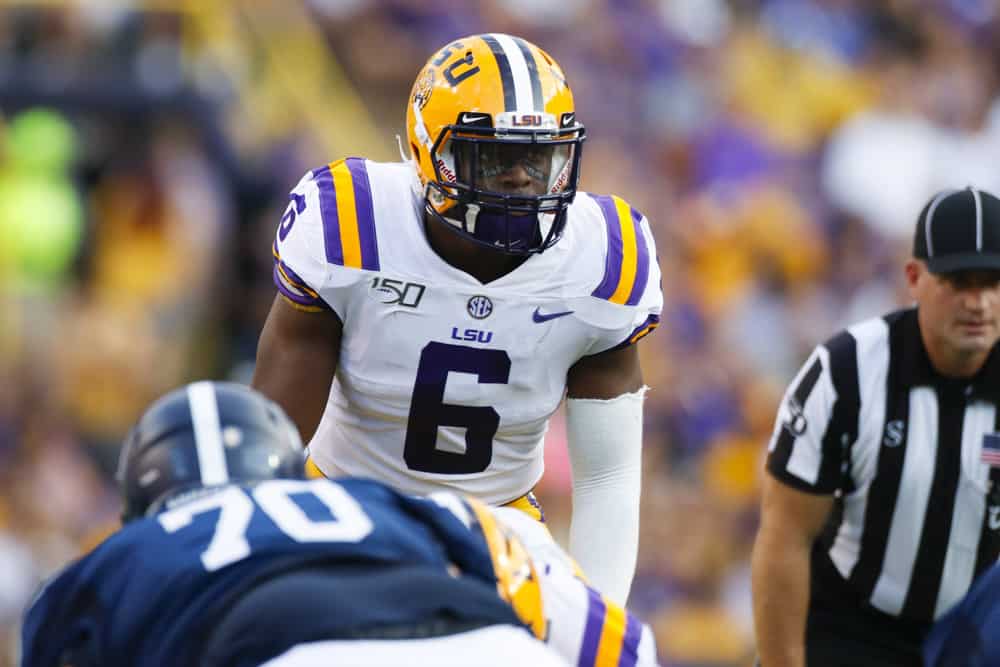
[590,194,625,301]
[345,157,380,271]
[625,207,650,306]
[311,164,344,267]
[311,159,380,271]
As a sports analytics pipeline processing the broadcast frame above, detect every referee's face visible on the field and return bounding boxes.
[907,260,1000,369]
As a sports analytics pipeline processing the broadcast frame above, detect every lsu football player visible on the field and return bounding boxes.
[21,382,659,666]
[252,34,663,603]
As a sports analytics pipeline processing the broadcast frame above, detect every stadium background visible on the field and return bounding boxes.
[1,1,998,664]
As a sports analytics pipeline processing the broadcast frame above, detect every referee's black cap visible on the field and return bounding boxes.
[914,187,1000,274]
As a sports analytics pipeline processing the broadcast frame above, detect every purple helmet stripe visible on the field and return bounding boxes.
[345,157,380,271]
[625,207,650,306]
[590,194,625,301]
[481,34,516,111]
[618,612,643,667]
[578,587,605,666]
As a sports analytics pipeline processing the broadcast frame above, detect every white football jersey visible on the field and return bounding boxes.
[272,158,662,504]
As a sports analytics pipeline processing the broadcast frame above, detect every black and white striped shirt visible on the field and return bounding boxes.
[767,308,1000,627]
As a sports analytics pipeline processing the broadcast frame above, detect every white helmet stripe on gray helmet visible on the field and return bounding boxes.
[187,381,230,485]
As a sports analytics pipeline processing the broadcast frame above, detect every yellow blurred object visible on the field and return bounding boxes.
[87,174,184,306]
[682,194,755,314]
[722,29,876,152]
[685,186,829,317]
[652,603,754,665]
[740,185,829,284]
[702,433,762,512]
[56,298,184,442]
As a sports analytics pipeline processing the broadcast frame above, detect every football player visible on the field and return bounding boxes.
[21,382,659,667]
[252,33,662,604]
[924,560,1000,666]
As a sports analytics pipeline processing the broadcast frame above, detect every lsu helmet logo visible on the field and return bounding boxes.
[512,114,544,127]
[412,69,435,110]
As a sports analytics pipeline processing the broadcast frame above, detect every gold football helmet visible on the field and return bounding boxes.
[406,34,585,254]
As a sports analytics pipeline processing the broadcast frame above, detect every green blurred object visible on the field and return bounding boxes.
[0,108,84,293]
[6,107,77,171]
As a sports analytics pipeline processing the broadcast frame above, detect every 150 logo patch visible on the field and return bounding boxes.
[371,277,426,308]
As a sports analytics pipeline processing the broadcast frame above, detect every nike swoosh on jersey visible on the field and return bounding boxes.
[532,307,574,323]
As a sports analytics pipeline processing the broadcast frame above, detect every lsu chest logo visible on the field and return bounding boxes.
[451,327,493,343]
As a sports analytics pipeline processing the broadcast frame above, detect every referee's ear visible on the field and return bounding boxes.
[905,259,925,297]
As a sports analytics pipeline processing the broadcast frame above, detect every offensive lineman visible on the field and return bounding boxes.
[251,34,662,603]
[21,382,659,666]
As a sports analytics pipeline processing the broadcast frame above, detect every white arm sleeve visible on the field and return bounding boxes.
[565,387,646,605]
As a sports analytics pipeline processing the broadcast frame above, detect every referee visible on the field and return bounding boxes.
[752,187,1000,667]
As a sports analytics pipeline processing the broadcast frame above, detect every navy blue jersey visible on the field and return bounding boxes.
[924,562,1000,667]
[21,478,507,667]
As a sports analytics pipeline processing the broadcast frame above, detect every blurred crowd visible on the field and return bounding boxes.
[1,1,999,665]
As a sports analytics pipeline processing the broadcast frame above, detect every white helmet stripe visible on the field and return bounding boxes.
[493,33,534,112]
[187,381,229,485]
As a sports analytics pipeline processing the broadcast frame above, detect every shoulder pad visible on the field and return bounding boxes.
[587,194,654,306]
[567,294,637,331]
[311,157,380,271]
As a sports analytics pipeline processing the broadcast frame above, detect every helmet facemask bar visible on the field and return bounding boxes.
[426,122,585,254]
